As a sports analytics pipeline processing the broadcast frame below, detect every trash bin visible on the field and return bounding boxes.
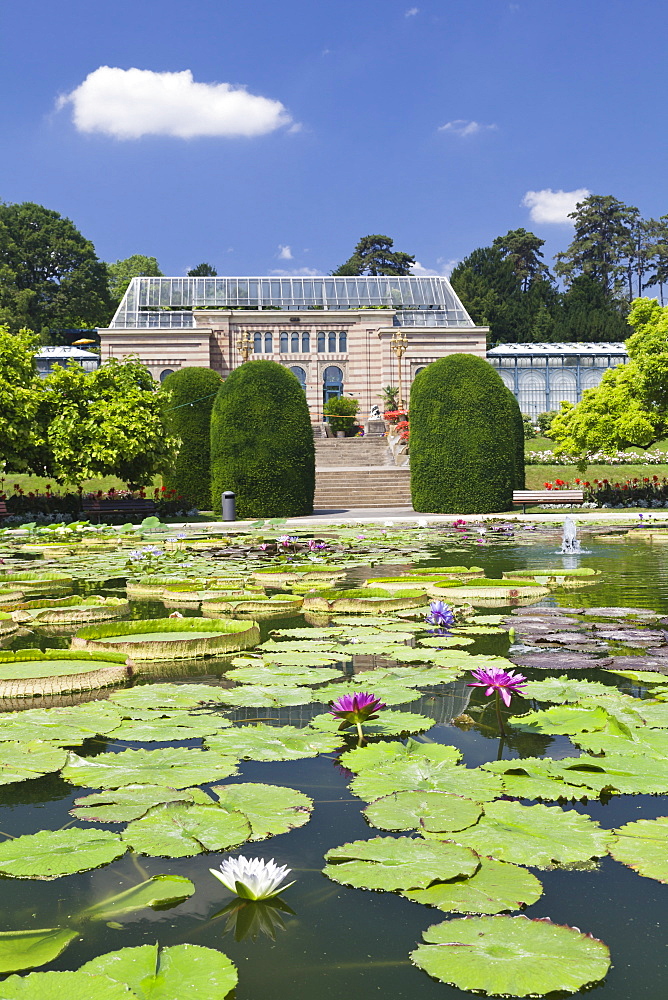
[222,491,236,521]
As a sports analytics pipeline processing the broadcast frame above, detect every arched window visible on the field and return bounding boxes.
[327,331,337,352]
[291,331,300,353]
[280,332,288,353]
[301,332,310,353]
[264,333,273,354]
[323,365,344,404]
[317,331,326,353]
[414,366,426,377]
[289,365,307,391]
[159,368,175,383]
[338,331,347,352]
[253,333,262,354]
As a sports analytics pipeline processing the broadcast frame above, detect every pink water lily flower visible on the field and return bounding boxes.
[468,665,527,707]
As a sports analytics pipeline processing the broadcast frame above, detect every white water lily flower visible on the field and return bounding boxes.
[209,856,295,900]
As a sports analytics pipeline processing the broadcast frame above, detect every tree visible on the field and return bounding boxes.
[554,195,639,297]
[187,263,218,277]
[40,358,178,487]
[332,235,415,276]
[0,202,111,335]
[550,297,668,459]
[162,367,223,508]
[107,255,163,304]
[210,361,315,517]
[644,215,668,305]
[550,275,631,343]
[409,354,521,513]
[492,228,551,292]
[0,326,45,473]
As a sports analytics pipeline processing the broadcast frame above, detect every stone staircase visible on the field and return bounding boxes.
[314,439,412,509]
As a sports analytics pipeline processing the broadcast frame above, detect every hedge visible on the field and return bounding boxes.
[210,360,315,517]
[507,388,526,489]
[409,354,520,513]
[162,367,223,509]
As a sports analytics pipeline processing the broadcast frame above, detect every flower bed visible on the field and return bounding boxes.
[542,476,668,508]
[526,448,668,465]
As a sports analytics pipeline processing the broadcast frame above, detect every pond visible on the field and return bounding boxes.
[0,521,667,998]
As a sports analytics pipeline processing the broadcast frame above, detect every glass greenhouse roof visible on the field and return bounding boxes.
[487,342,628,356]
[108,276,474,329]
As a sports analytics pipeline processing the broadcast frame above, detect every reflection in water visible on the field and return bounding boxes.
[213,896,297,942]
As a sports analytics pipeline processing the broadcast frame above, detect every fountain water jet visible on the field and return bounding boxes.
[560,516,582,554]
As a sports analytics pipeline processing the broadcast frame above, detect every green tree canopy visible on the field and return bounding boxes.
[40,358,178,486]
[0,202,111,335]
[550,275,631,343]
[107,255,163,304]
[0,326,45,473]
[492,228,551,291]
[187,263,218,277]
[554,194,639,297]
[332,235,415,276]
[551,297,668,460]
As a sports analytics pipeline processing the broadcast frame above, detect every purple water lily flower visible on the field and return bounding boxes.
[425,600,456,630]
[330,692,386,741]
[468,665,527,707]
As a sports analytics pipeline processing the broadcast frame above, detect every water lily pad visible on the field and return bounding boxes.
[0,827,125,879]
[510,704,636,736]
[450,800,610,868]
[0,927,78,973]
[609,816,668,882]
[82,942,238,999]
[634,701,668,727]
[364,791,482,833]
[573,728,668,757]
[324,836,479,890]
[205,724,343,760]
[224,663,341,686]
[410,914,611,996]
[0,703,123,745]
[62,748,239,790]
[218,685,315,708]
[310,709,434,737]
[523,676,614,703]
[70,785,214,823]
[351,761,502,803]
[550,754,668,795]
[340,738,462,773]
[0,971,134,999]
[108,683,226,712]
[315,680,421,706]
[403,857,543,914]
[107,712,230,743]
[210,782,313,839]
[79,875,196,920]
[0,742,68,785]
[122,802,251,857]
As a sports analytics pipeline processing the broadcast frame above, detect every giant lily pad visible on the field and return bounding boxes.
[210,782,314,839]
[323,836,479,890]
[122,801,251,857]
[410,914,611,996]
[403,857,543,914]
[205,724,343,760]
[0,827,125,879]
[450,800,610,868]
[0,928,79,973]
[72,618,260,660]
[609,816,668,882]
[364,791,482,833]
[70,785,214,823]
[81,943,238,999]
[62,748,239,790]
[79,875,196,921]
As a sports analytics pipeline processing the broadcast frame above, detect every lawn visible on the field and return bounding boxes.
[524,465,668,489]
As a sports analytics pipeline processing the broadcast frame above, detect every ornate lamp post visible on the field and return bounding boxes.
[236,330,254,363]
[390,331,408,410]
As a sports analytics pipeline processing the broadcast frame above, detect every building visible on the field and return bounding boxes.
[34,346,100,378]
[98,275,487,422]
[486,342,629,417]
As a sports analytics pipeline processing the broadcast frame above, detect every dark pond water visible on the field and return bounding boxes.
[1,528,667,998]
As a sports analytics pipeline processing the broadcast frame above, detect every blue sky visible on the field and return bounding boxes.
[2,0,667,280]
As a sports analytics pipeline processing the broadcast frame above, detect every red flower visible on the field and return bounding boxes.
[160,486,166,492]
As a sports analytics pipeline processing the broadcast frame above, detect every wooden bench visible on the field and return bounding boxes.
[512,490,585,514]
[0,501,8,520]
[83,497,157,524]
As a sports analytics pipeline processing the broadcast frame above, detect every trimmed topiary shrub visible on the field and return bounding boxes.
[508,389,526,489]
[162,368,223,509]
[210,360,315,517]
[409,354,521,514]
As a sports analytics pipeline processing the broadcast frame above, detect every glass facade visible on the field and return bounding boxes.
[109,275,474,329]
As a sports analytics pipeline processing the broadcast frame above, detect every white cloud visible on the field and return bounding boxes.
[412,259,458,278]
[269,267,320,277]
[277,245,293,260]
[438,119,497,137]
[57,66,294,139]
[405,7,419,16]
[522,187,590,224]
